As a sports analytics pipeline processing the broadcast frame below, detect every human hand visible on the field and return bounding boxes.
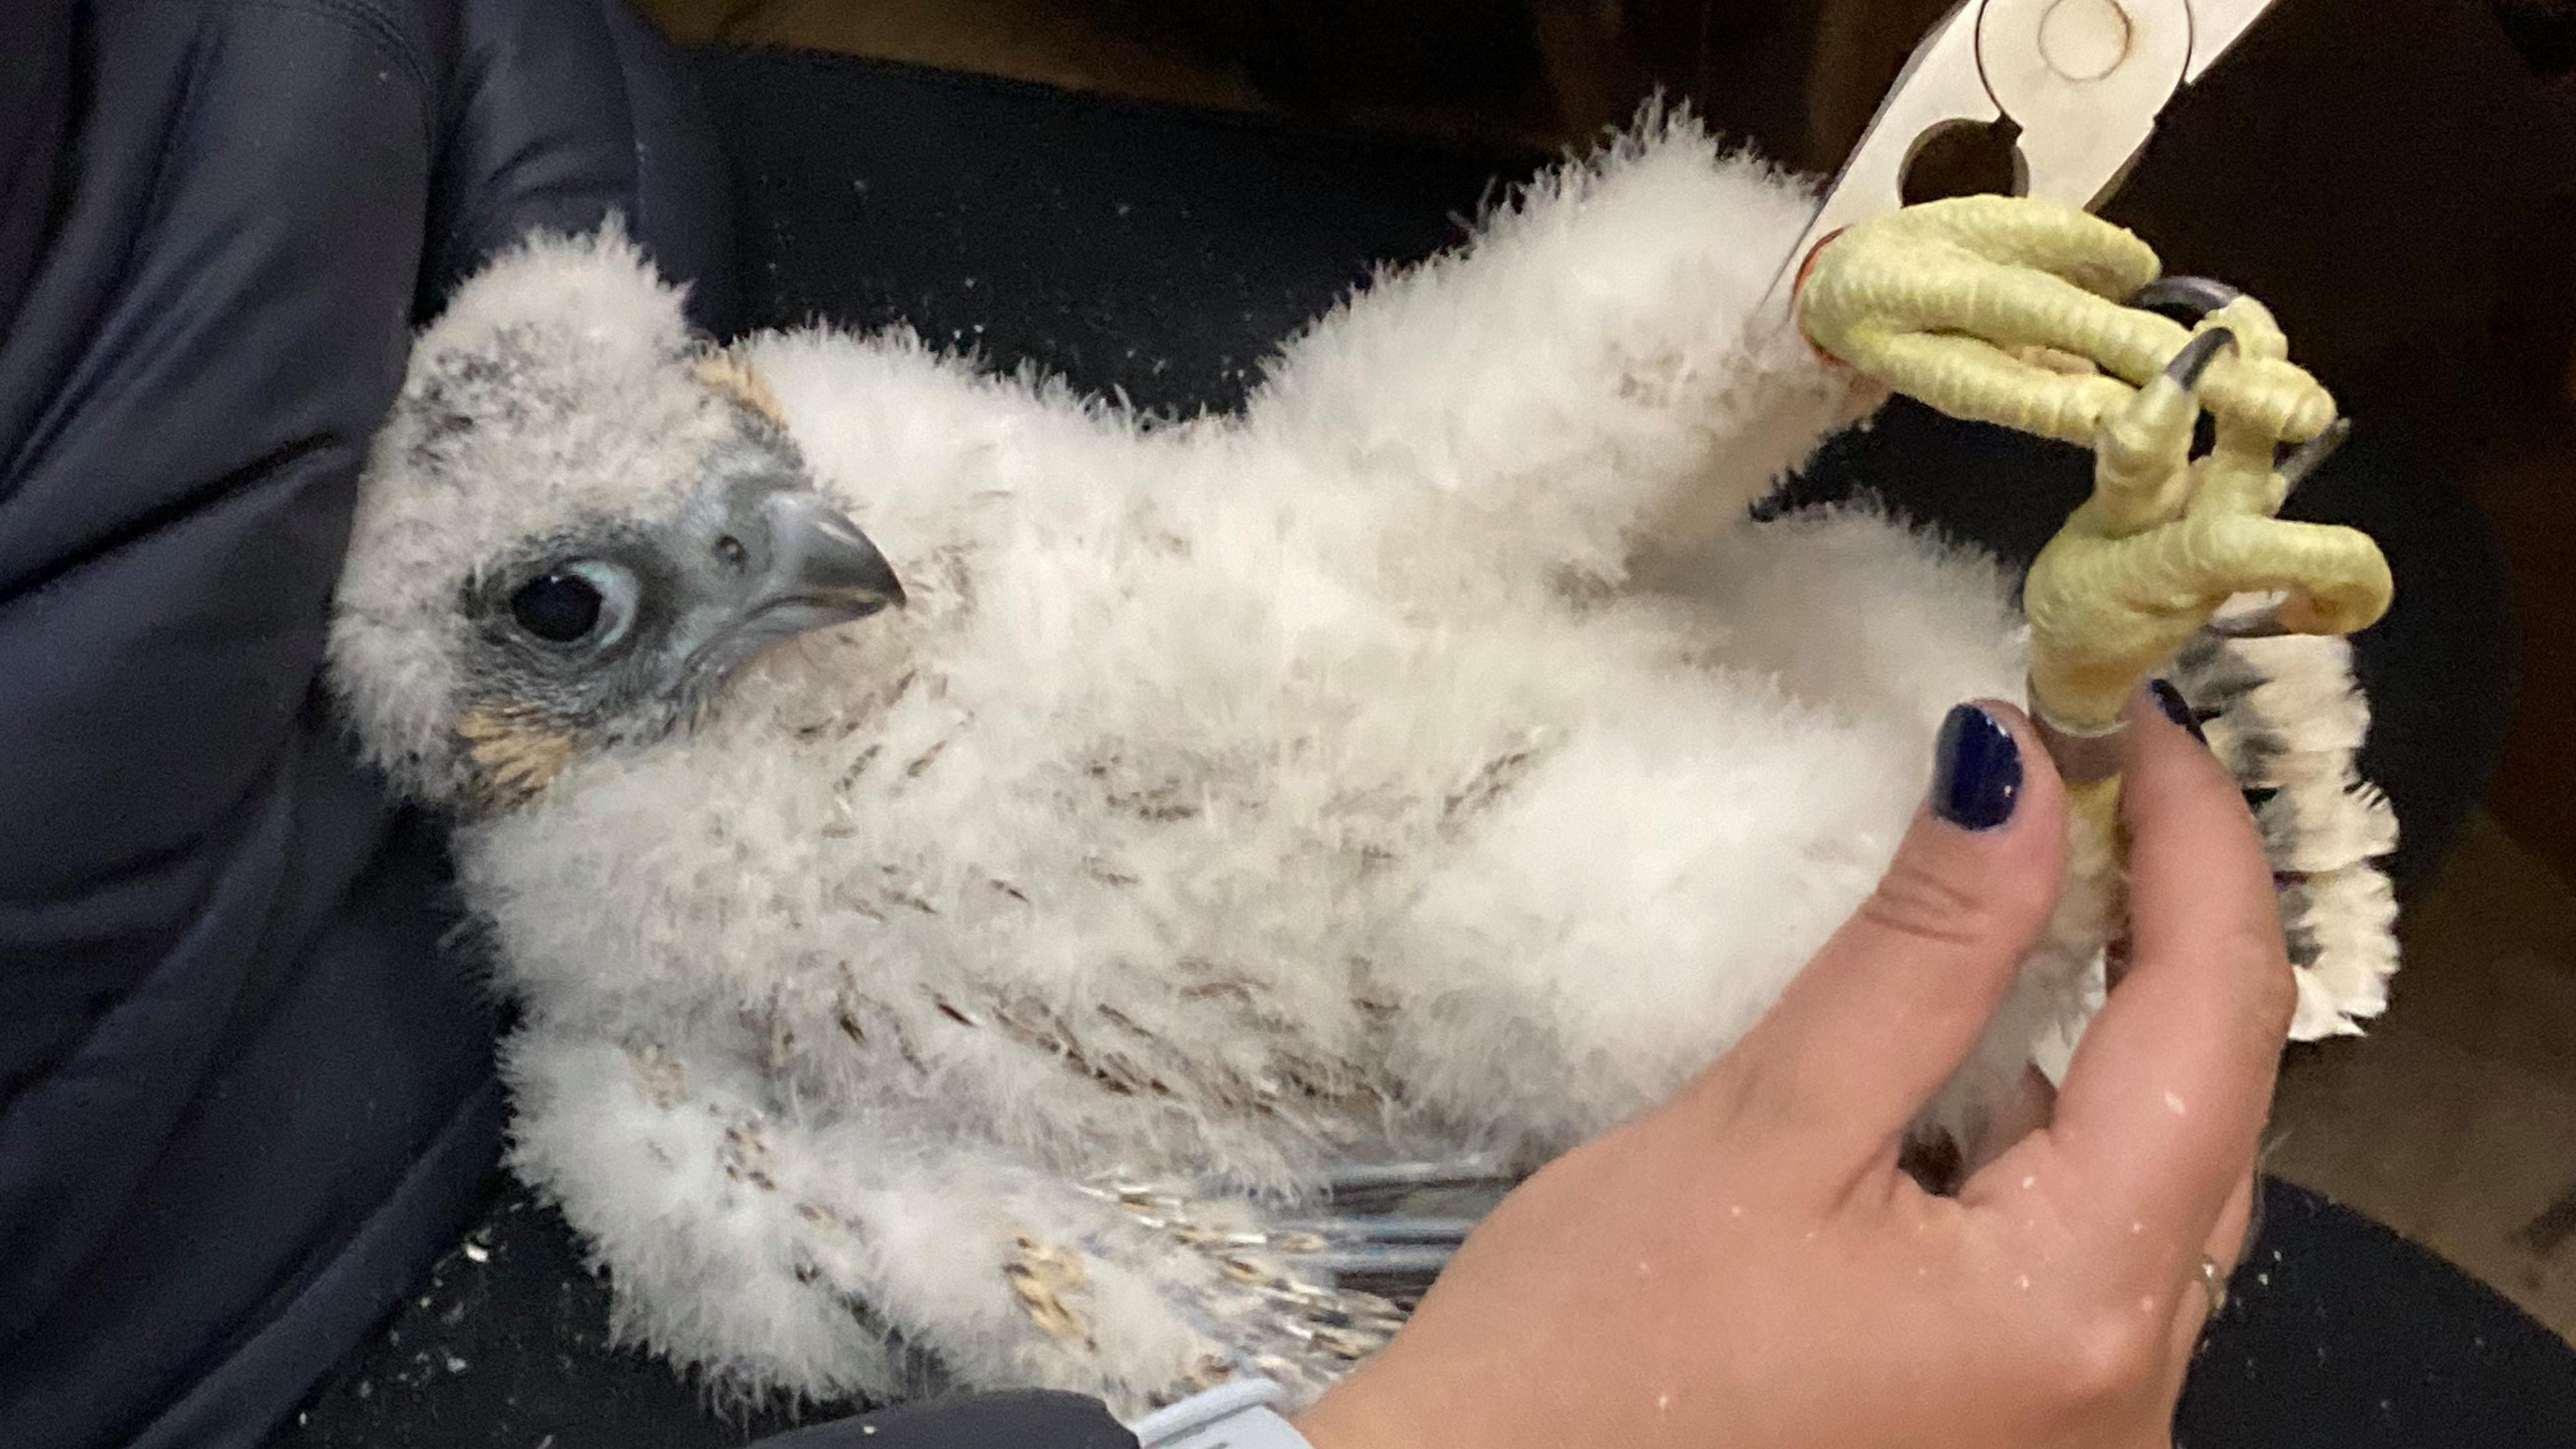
[1294,692,2294,1449]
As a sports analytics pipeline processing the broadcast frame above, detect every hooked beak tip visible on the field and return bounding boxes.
[761,490,906,623]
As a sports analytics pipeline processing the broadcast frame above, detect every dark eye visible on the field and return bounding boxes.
[511,572,604,643]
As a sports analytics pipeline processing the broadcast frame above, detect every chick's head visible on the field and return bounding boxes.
[330,227,903,812]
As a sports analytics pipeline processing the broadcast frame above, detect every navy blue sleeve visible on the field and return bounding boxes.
[422,0,736,327]
[0,2,727,1446]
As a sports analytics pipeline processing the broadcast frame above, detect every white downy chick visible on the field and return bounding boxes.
[327,114,2397,1413]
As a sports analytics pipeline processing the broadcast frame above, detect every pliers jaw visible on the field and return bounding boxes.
[1768,0,2288,317]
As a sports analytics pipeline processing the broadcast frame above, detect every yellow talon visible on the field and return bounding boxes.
[1798,192,2394,826]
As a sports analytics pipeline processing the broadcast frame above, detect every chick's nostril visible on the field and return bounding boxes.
[714,535,748,568]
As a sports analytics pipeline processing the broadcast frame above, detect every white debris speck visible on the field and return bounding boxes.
[2015,1274,2032,1291]
[444,1356,469,1374]
[2164,1091,2188,1116]
[2139,1295,2157,1314]
[1656,1393,1673,1413]
[2131,1220,2145,1235]
[2256,1272,2270,1287]
[2021,1175,2036,1190]
[862,1426,879,1436]
[462,1242,490,1263]
[1728,1204,1743,1219]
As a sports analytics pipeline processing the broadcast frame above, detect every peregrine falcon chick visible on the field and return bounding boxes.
[327,115,2398,1413]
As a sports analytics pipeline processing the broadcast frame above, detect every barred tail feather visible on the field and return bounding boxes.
[2172,632,2400,1040]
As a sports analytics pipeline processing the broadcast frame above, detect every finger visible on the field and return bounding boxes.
[2205,1170,2259,1277]
[2160,1173,2260,1368]
[1707,702,2068,1182]
[2032,689,2298,1266]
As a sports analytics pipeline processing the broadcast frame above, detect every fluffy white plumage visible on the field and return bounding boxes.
[329,115,2396,1412]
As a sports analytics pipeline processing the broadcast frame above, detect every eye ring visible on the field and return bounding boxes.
[506,559,637,649]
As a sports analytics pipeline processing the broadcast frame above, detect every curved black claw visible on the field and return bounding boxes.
[2277,415,2354,491]
[2162,326,2239,390]
[2129,275,2246,323]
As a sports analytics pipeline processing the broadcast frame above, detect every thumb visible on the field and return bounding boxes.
[1708,701,2069,1179]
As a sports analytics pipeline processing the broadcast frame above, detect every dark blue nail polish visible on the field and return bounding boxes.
[1932,704,2022,830]
[2149,678,2207,743]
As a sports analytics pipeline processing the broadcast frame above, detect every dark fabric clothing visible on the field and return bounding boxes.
[2176,1179,2576,1448]
[421,0,735,328]
[0,3,727,1446]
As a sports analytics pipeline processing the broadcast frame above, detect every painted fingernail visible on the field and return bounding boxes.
[2149,678,2207,743]
[1932,703,2022,830]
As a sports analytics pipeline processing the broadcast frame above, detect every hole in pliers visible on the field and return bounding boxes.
[1898,115,2027,205]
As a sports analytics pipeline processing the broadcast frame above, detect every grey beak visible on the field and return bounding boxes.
[757,490,906,621]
